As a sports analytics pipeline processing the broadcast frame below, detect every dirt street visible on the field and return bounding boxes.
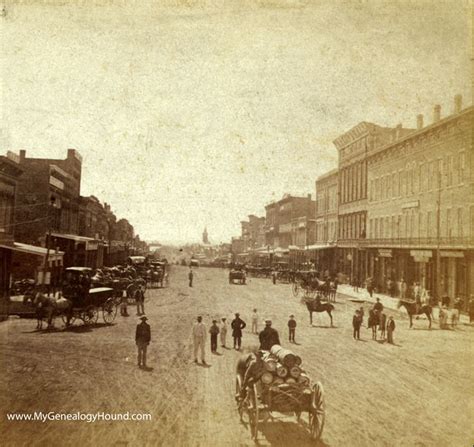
[0,266,472,447]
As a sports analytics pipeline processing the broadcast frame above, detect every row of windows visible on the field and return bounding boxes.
[0,193,14,232]
[317,186,338,214]
[369,206,470,240]
[339,161,367,204]
[370,151,467,202]
[316,221,337,243]
[338,213,367,240]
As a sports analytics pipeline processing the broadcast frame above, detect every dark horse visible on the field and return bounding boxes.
[397,300,432,329]
[304,297,335,327]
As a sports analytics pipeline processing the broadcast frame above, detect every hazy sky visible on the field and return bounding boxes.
[1,0,471,244]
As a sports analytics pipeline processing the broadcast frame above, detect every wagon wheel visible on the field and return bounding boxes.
[102,299,117,324]
[82,306,99,325]
[292,282,299,297]
[309,381,325,442]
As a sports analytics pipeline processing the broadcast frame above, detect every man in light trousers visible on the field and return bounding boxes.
[193,315,207,365]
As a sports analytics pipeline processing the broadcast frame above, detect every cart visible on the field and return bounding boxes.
[235,374,325,442]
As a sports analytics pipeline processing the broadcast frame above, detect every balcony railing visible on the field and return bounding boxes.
[337,237,472,248]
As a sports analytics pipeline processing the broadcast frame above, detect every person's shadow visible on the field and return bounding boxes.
[140,366,154,372]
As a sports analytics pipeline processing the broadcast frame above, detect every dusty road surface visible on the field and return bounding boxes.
[1,266,473,447]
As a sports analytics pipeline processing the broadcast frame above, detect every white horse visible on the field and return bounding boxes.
[33,292,72,329]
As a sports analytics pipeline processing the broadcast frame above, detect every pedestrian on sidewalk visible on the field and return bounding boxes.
[352,310,363,340]
[358,306,365,327]
[188,268,194,287]
[386,316,395,344]
[135,316,151,368]
[469,296,474,323]
[400,278,407,299]
[272,270,277,285]
[220,317,228,348]
[135,285,145,316]
[288,314,297,343]
[192,316,207,365]
[452,297,462,328]
[352,277,360,293]
[251,308,259,334]
[231,313,246,350]
[366,276,374,298]
[209,320,220,353]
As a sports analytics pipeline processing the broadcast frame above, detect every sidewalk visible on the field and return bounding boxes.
[336,284,472,325]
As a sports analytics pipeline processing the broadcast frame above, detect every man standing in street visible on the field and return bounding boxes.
[259,319,280,350]
[136,285,145,316]
[135,316,151,368]
[188,268,194,287]
[386,316,396,344]
[251,308,259,334]
[231,313,246,350]
[192,316,207,365]
[288,315,297,343]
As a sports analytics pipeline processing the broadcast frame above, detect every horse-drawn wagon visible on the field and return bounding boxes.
[229,269,246,285]
[292,270,325,299]
[236,346,325,442]
[61,267,117,326]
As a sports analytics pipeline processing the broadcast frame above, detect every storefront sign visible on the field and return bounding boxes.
[378,249,392,257]
[413,256,430,263]
[440,251,464,258]
[410,250,432,258]
[86,241,99,251]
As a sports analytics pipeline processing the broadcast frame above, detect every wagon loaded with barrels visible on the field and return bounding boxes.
[236,345,325,442]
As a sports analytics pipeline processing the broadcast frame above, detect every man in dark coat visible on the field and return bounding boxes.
[231,313,246,350]
[188,268,194,287]
[259,319,280,350]
[135,316,151,368]
[352,310,363,340]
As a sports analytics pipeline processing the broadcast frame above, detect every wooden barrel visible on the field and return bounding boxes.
[261,372,274,385]
[297,373,310,386]
[289,366,301,379]
[295,355,302,366]
[286,378,297,384]
[273,378,284,386]
[270,345,297,368]
[276,365,288,378]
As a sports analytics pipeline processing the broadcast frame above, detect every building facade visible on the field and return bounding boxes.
[333,122,413,283]
[366,96,473,303]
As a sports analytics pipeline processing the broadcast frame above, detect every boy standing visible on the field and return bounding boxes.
[251,309,259,334]
[209,320,220,353]
[352,310,363,340]
[220,317,228,348]
[386,316,396,344]
[288,315,297,343]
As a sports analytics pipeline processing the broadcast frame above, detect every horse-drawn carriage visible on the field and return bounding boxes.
[146,261,169,288]
[292,271,325,299]
[229,269,246,285]
[235,347,325,442]
[60,267,117,326]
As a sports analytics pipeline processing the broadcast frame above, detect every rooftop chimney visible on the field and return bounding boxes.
[433,104,441,123]
[454,94,462,114]
[19,149,26,161]
[416,114,424,130]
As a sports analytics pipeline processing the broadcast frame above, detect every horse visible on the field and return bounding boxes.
[304,297,335,327]
[368,309,380,340]
[397,300,432,329]
[33,292,73,329]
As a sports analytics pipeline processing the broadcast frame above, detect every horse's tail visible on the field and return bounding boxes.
[329,303,335,312]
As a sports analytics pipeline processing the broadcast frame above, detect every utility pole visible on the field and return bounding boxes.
[436,169,442,301]
[43,196,56,296]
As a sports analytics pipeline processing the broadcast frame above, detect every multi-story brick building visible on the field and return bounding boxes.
[333,122,413,283]
[264,194,316,249]
[313,168,339,272]
[366,95,473,303]
[0,152,23,297]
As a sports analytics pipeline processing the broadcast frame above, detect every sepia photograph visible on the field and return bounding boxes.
[0,0,472,446]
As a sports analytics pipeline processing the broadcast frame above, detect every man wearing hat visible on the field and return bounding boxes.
[231,313,246,350]
[135,316,151,368]
[288,314,297,343]
[259,319,280,350]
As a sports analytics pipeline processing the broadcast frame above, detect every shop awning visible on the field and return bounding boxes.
[305,244,335,251]
[0,242,64,264]
[51,233,100,251]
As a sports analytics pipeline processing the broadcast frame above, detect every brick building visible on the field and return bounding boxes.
[333,122,413,283]
[313,168,339,272]
[264,194,316,249]
[366,96,473,303]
